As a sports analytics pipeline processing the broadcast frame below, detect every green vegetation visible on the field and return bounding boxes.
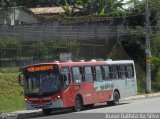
[0,67,19,73]
[0,68,24,113]
[0,0,125,16]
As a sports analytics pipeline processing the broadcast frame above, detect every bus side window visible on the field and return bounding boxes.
[110,65,113,79]
[84,66,93,82]
[126,64,134,78]
[62,74,69,90]
[72,67,82,83]
[110,65,118,79]
[95,66,103,81]
[61,67,70,90]
[102,65,111,80]
[119,64,126,79]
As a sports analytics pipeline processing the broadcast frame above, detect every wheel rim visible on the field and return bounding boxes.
[114,92,119,104]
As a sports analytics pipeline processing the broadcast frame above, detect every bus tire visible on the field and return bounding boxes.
[74,96,83,111]
[107,91,120,106]
[42,108,52,115]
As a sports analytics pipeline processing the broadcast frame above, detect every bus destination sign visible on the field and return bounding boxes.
[27,65,53,72]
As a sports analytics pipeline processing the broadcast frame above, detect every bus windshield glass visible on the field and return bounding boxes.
[23,65,61,95]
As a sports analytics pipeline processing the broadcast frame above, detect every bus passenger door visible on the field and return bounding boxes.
[61,67,72,107]
[62,73,73,107]
[83,66,95,104]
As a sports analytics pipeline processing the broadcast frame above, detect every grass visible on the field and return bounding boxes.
[136,64,160,94]
[137,80,146,94]
[0,67,19,73]
[137,80,160,94]
[135,64,146,94]
[0,69,24,113]
[152,81,160,93]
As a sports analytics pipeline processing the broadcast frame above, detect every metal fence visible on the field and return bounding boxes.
[0,24,119,67]
[0,25,118,40]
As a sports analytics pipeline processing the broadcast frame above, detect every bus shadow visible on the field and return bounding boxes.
[83,102,129,111]
[19,103,129,119]
[18,109,74,119]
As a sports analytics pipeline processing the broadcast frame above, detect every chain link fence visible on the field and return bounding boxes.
[0,24,119,67]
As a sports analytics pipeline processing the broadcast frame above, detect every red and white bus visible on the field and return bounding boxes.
[19,60,137,115]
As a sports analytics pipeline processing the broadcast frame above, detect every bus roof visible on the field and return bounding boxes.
[105,60,134,64]
[21,60,134,69]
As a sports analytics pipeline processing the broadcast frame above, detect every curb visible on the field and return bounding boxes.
[17,111,42,119]
[0,110,42,119]
[122,92,160,101]
[15,110,42,119]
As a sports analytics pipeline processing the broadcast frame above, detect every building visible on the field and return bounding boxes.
[29,7,66,25]
[29,7,65,16]
[0,7,40,25]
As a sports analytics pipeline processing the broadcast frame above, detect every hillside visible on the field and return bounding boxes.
[0,69,24,113]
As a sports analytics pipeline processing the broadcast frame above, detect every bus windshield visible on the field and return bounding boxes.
[24,71,61,96]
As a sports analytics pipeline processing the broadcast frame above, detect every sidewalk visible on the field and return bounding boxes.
[1,92,160,119]
[122,92,160,101]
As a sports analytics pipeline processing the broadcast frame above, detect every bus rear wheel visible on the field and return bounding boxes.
[42,108,52,115]
[74,96,83,111]
[107,91,120,106]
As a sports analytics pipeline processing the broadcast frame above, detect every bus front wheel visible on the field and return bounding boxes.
[74,96,83,111]
[107,91,120,106]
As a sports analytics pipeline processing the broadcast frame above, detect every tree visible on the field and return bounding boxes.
[60,0,125,16]
[121,0,160,81]
[61,0,73,16]
[151,34,160,81]
[0,0,11,8]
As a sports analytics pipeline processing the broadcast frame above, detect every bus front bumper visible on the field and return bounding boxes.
[25,99,63,110]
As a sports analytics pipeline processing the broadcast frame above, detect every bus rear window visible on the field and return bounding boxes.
[126,64,134,78]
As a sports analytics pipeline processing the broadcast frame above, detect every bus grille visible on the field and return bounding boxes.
[31,102,52,108]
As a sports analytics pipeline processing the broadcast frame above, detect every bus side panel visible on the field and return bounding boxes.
[94,81,114,103]
[113,79,126,98]
[70,83,86,106]
[97,90,113,103]
[82,82,95,105]
[62,86,74,108]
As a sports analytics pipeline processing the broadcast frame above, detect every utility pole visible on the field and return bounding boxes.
[145,0,151,93]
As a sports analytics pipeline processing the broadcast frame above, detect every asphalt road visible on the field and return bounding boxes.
[22,97,160,119]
